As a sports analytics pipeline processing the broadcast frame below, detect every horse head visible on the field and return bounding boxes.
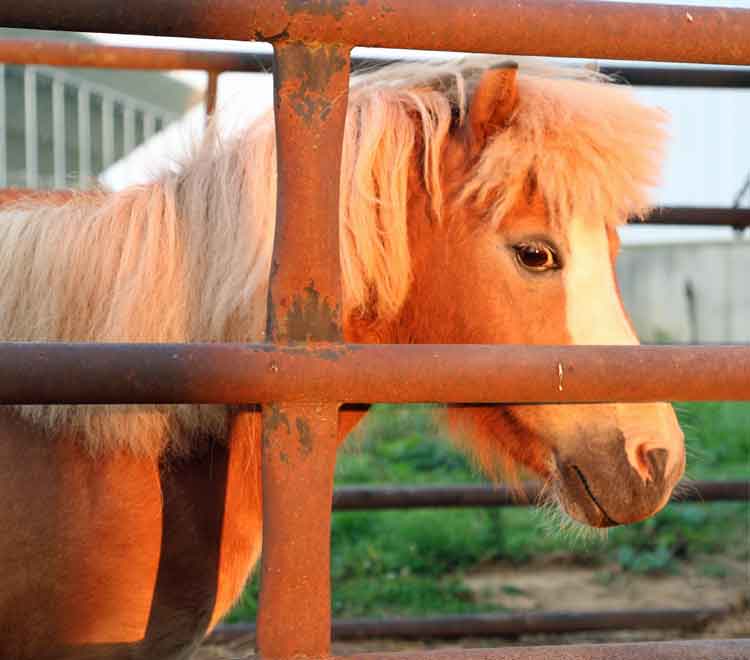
[342,61,685,528]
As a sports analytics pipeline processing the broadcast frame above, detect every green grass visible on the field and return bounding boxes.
[227,402,749,622]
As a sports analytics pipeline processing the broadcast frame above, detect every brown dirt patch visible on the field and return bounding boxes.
[196,554,750,658]
[461,554,749,612]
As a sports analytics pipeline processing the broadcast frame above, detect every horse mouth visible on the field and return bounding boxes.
[570,465,620,527]
[556,463,621,528]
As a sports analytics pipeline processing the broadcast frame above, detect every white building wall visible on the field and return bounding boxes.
[618,241,750,343]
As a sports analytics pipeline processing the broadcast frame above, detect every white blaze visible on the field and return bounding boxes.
[563,217,637,347]
[564,217,683,482]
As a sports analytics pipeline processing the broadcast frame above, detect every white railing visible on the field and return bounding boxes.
[23,66,37,188]
[0,64,177,189]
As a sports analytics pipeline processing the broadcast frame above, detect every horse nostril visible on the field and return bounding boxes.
[630,442,669,481]
[635,444,653,481]
[637,447,669,483]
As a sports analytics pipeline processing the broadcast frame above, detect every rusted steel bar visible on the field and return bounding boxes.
[602,66,750,88]
[3,190,743,230]
[332,480,750,510]
[210,607,732,643]
[1,191,745,233]
[4,40,748,89]
[258,401,341,658]
[641,207,750,229]
[0,188,79,204]
[331,609,733,639]
[256,41,352,660]
[264,42,351,346]
[335,607,733,639]
[333,639,750,660]
[205,70,219,117]
[333,483,541,510]
[5,40,749,89]
[0,38,265,72]
[1,2,750,66]
[0,343,748,405]
[0,188,41,204]
[677,479,750,502]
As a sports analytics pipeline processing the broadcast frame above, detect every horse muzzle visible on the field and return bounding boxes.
[553,431,685,528]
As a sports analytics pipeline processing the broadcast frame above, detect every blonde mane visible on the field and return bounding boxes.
[0,57,666,456]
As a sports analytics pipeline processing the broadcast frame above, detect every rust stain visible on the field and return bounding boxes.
[285,0,349,20]
[283,283,340,342]
[254,25,290,42]
[296,416,313,455]
[316,348,345,362]
[276,41,349,124]
[262,403,291,449]
[288,83,334,123]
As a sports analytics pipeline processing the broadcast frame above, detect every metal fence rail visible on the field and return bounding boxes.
[332,480,750,510]
[641,207,750,229]
[2,1,750,64]
[2,38,750,223]
[2,39,750,89]
[0,39,268,72]
[210,478,748,645]
[2,2,750,659]
[0,343,748,405]
[210,606,734,643]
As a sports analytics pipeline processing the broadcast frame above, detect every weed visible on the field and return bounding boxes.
[228,402,749,620]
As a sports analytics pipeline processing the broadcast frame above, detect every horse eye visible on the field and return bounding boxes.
[514,242,560,272]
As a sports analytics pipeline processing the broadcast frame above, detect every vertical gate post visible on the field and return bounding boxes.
[205,70,219,119]
[257,40,352,659]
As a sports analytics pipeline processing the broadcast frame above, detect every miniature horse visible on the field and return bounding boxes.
[0,59,684,658]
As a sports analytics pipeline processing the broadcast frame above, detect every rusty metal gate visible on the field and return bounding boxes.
[1,2,750,659]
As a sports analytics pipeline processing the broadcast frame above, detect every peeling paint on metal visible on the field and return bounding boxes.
[283,283,341,342]
[275,41,349,124]
[296,416,313,455]
[264,404,291,433]
[262,403,291,449]
[316,348,344,362]
[285,0,349,20]
[254,25,290,42]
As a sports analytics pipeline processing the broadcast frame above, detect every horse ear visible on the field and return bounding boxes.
[468,62,519,149]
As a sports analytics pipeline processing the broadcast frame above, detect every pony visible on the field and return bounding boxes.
[0,57,685,659]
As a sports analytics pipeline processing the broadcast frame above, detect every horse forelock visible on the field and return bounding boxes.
[462,72,667,232]
[340,57,666,317]
[0,57,666,457]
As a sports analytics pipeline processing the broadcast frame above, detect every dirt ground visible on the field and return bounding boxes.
[460,554,749,613]
[195,554,750,659]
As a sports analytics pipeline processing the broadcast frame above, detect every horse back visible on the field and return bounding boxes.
[0,410,261,659]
